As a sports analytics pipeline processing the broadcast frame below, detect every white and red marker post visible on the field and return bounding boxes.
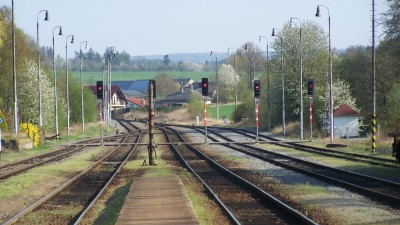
[309,96,313,140]
[204,97,208,143]
[255,98,259,142]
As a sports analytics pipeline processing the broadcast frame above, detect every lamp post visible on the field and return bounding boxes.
[316,5,334,144]
[259,36,271,131]
[210,51,219,120]
[52,26,63,136]
[65,35,74,135]
[272,28,286,135]
[80,41,88,131]
[37,10,49,128]
[12,0,18,135]
[290,17,303,140]
[105,47,116,124]
[228,48,237,110]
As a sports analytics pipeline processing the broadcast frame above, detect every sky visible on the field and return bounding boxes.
[3,0,389,57]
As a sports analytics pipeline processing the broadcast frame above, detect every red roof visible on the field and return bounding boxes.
[126,98,147,108]
[333,104,360,117]
[88,85,126,102]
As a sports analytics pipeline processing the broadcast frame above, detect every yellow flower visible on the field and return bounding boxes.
[20,123,40,147]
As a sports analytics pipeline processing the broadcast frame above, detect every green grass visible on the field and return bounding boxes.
[0,147,104,199]
[107,148,227,225]
[0,123,113,166]
[70,71,213,85]
[93,182,132,225]
[208,104,236,120]
[261,143,400,181]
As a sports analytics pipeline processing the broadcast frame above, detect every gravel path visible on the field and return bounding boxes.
[179,126,400,225]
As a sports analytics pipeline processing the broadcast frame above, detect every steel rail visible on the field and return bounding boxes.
[194,126,400,208]
[164,126,318,225]
[3,125,133,224]
[73,120,141,224]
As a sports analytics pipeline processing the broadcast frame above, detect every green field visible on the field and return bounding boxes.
[209,104,236,120]
[69,71,213,85]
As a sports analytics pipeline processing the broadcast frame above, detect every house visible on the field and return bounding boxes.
[174,78,194,89]
[126,97,147,109]
[112,80,148,98]
[156,86,207,108]
[333,104,361,138]
[127,80,150,93]
[111,81,135,90]
[89,85,127,111]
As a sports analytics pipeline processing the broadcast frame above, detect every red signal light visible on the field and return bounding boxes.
[307,79,314,95]
[254,80,260,97]
[96,81,103,99]
[201,77,208,96]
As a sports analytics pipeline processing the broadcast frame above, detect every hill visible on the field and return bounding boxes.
[132,52,229,64]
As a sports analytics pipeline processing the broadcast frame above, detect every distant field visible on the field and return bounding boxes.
[69,71,213,85]
[209,104,236,120]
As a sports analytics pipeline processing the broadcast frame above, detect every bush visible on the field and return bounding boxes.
[188,94,204,118]
[0,110,8,132]
[20,123,40,147]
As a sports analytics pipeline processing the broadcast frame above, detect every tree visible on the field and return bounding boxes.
[264,20,329,129]
[233,90,254,122]
[0,6,36,129]
[317,79,358,119]
[212,64,239,103]
[338,46,370,107]
[235,42,265,89]
[154,72,180,98]
[381,0,400,41]
[18,60,65,132]
[187,93,204,118]
[163,55,171,65]
[386,83,400,131]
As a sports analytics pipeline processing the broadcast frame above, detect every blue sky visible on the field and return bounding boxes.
[4,0,388,56]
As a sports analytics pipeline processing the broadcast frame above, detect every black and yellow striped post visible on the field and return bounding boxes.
[372,113,376,152]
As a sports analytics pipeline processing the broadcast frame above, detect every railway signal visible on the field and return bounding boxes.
[254,80,260,98]
[201,77,208,96]
[307,79,314,95]
[96,81,103,99]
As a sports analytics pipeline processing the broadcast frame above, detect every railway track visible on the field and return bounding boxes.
[161,125,317,225]
[3,120,140,225]
[231,127,400,168]
[0,135,124,181]
[164,123,400,168]
[175,125,400,209]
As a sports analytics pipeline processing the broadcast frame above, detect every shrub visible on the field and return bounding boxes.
[0,110,8,132]
[20,123,40,147]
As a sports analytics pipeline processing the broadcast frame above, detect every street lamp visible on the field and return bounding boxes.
[289,17,304,140]
[65,35,74,135]
[80,41,88,131]
[259,36,271,131]
[316,5,334,143]
[104,47,116,124]
[52,26,63,136]
[37,10,49,128]
[227,48,237,110]
[12,0,18,135]
[272,27,286,135]
[210,51,219,120]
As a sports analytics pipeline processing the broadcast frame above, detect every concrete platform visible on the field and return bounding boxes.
[116,176,199,225]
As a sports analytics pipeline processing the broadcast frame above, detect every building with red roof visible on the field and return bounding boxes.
[333,104,361,138]
[89,85,127,111]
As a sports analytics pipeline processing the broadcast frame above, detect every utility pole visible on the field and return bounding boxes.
[371,0,376,152]
[148,80,156,165]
